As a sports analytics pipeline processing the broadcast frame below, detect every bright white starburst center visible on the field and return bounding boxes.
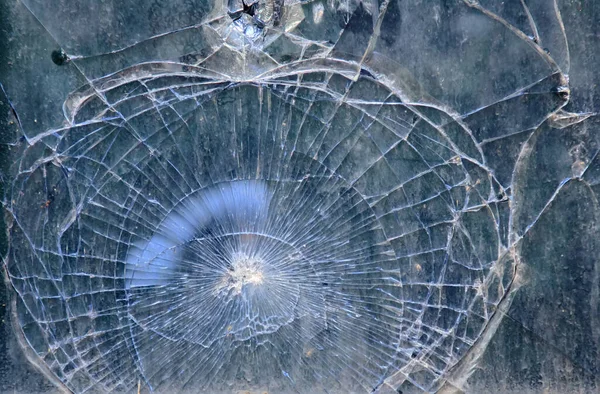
[218,253,265,295]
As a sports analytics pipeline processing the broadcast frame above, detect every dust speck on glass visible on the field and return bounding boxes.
[0,0,598,393]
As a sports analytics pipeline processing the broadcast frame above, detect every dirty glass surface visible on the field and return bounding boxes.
[0,0,598,393]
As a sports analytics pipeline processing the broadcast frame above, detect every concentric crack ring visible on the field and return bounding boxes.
[6,64,515,393]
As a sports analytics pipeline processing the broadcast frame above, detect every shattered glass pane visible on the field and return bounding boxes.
[0,0,598,393]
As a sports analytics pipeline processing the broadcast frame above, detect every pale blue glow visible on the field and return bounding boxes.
[125,180,272,288]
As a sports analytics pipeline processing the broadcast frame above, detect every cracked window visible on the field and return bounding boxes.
[0,0,598,393]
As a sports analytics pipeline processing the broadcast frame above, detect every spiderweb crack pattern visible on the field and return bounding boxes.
[2,0,591,393]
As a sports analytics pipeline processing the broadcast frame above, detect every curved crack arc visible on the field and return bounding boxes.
[2,0,587,393]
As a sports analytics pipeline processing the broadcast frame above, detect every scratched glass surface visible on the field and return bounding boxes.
[0,0,599,393]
